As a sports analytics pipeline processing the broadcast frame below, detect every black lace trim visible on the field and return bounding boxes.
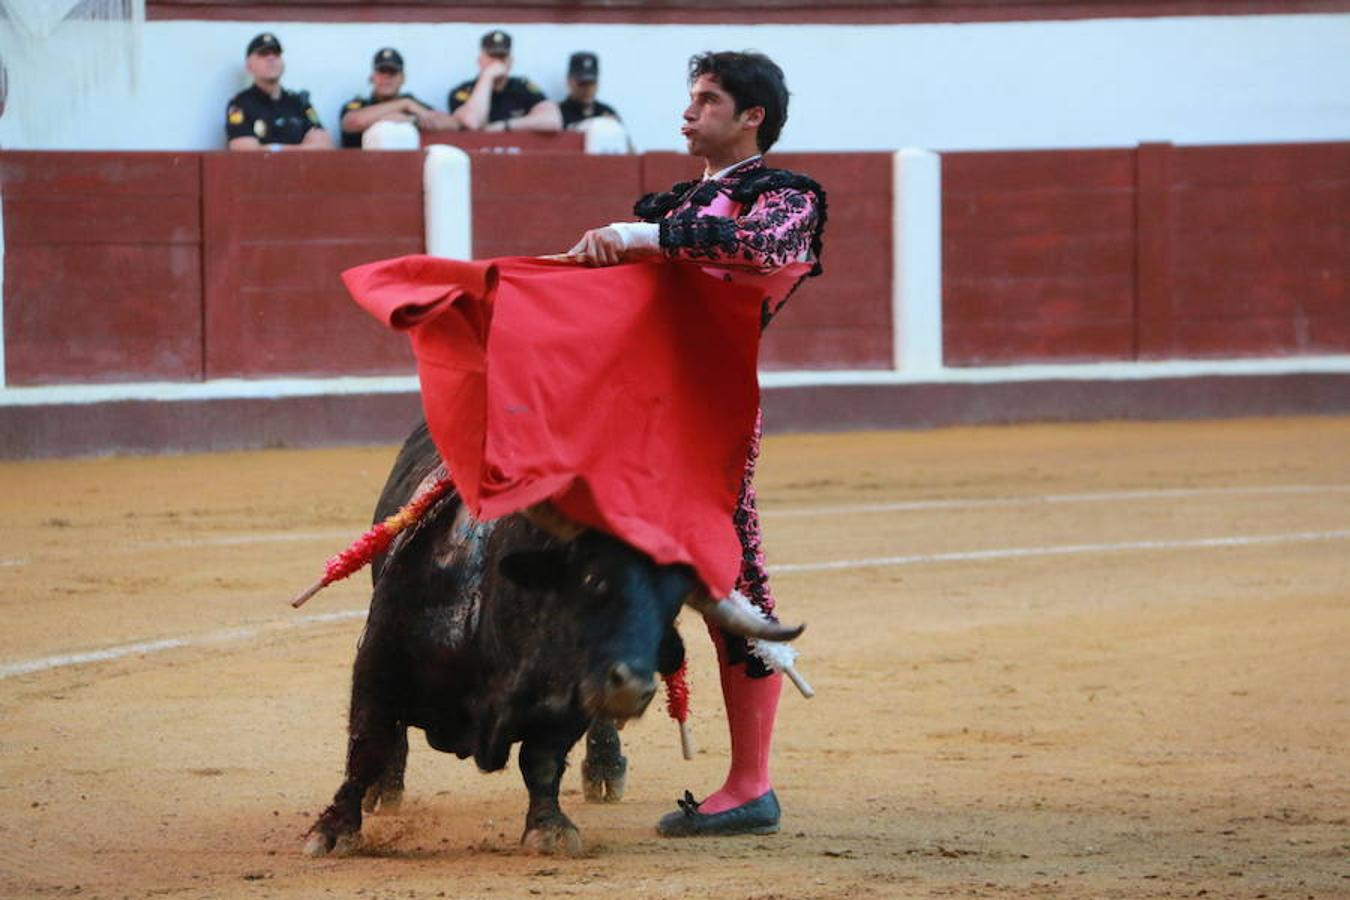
[730,169,829,278]
[633,180,701,221]
[658,215,739,254]
[635,166,828,278]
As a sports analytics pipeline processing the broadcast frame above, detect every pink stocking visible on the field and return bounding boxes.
[697,625,782,814]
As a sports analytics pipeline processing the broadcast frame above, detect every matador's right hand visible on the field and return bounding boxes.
[566,227,626,267]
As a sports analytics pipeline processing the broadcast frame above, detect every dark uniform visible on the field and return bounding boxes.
[447,76,546,124]
[560,98,620,129]
[338,93,432,149]
[226,85,322,146]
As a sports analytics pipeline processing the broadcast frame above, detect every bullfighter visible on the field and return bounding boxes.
[567,49,827,837]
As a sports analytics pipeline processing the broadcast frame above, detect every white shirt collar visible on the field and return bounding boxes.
[703,154,762,182]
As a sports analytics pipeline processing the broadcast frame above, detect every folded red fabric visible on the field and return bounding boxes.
[342,254,765,596]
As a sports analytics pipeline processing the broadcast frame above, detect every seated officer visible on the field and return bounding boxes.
[226,33,332,150]
[559,52,622,129]
[447,30,561,133]
[339,47,459,148]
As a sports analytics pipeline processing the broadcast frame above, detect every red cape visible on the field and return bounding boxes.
[342,254,765,596]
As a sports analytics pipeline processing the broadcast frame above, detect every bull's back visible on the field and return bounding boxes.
[371,421,450,583]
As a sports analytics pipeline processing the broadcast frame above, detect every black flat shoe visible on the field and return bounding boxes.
[656,789,781,837]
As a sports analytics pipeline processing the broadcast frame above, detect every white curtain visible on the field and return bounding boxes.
[0,0,145,143]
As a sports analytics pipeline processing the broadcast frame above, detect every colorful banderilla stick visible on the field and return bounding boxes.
[290,474,456,608]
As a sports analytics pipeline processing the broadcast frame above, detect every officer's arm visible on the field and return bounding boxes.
[225,102,263,150]
[417,109,463,131]
[454,63,505,131]
[299,127,335,149]
[342,98,426,133]
[492,99,562,133]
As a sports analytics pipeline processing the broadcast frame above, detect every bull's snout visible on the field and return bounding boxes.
[602,662,657,718]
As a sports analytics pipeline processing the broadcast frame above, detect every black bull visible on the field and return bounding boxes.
[304,423,801,856]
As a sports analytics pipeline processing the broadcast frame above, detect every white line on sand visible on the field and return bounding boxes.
[4,528,1347,680]
[0,610,367,680]
[8,484,1343,571]
[763,484,1350,518]
[769,530,1350,574]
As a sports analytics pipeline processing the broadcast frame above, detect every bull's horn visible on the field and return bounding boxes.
[521,502,584,541]
[684,590,805,643]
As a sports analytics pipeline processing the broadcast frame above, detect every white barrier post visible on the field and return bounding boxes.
[892,148,943,375]
[0,183,6,388]
[362,120,421,150]
[423,145,472,260]
[580,117,630,155]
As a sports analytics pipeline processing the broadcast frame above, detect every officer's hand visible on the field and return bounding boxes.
[479,59,509,80]
[566,228,625,267]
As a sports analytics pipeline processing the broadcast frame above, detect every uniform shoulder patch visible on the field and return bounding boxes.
[227,106,244,125]
[345,99,363,110]
[306,107,321,125]
[454,88,470,102]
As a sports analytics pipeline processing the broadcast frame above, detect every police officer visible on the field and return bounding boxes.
[447,30,561,133]
[338,47,458,148]
[225,33,332,150]
[559,52,622,129]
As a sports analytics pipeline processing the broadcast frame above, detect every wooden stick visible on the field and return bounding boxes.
[290,578,325,609]
[678,720,696,760]
[782,664,815,699]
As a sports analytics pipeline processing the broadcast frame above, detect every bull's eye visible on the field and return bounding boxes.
[580,571,610,597]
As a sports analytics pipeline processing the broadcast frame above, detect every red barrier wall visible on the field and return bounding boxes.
[472,153,641,259]
[1,152,204,385]
[942,149,1137,365]
[422,132,584,153]
[201,152,423,378]
[641,151,893,370]
[1139,142,1349,358]
[4,143,1343,388]
[943,141,1349,365]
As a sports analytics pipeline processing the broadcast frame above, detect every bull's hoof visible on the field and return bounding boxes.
[302,829,359,858]
[581,755,627,803]
[521,822,583,856]
[361,786,404,815]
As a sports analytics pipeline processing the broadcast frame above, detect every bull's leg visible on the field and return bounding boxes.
[304,645,402,857]
[518,738,583,856]
[581,718,627,803]
[362,725,408,814]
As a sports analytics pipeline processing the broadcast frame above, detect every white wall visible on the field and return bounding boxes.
[1,14,1347,152]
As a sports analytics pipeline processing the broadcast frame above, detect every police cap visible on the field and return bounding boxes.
[246,32,282,56]
[480,30,512,57]
[372,47,404,73]
[568,51,598,83]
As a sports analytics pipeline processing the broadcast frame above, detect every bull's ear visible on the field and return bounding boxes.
[657,625,686,677]
[498,549,569,592]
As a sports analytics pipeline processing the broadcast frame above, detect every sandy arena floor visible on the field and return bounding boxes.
[0,417,1346,899]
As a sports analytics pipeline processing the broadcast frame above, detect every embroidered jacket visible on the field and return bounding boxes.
[634,157,827,328]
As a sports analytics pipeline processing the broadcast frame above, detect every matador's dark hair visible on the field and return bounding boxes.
[688,51,789,153]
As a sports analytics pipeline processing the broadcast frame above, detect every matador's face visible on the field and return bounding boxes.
[681,74,762,160]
